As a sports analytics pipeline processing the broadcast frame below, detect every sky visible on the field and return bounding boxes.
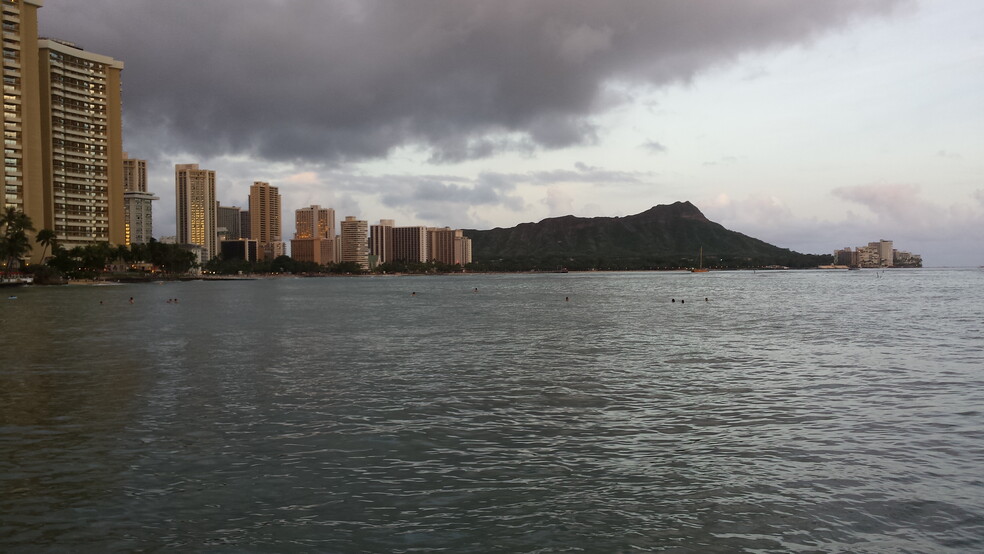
[40,0,984,266]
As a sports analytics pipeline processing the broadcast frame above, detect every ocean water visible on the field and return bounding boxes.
[1,269,982,552]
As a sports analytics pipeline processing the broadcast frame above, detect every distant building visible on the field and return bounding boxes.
[893,250,922,268]
[217,204,242,240]
[370,219,395,265]
[295,205,335,239]
[179,243,206,270]
[122,153,147,192]
[122,154,156,245]
[175,164,217,261]
[124,190,158,246]
[220,239,258,262]
[249,181,281,260]
[240,210,250,241]
[427,227,472,266]
[263,241,286,261]
[834,239,919,268]
[340,216,369,269]
[290,237,335,266]
[392,226,428,263]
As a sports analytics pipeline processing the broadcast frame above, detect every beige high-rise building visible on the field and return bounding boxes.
[370,219,394,264]
[2,0,45,243]
[290,237,335,266]
[3,1,127,259]
[340,216,368,269]
[38,38,124,249]
[122,153,155,245]
[248,181,281,260]
[426,227,473,266]
[175,164,216,261]
[122,152,146,193]
[295,204,334,239]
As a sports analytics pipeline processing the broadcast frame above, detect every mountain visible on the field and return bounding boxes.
[463,201,831,270]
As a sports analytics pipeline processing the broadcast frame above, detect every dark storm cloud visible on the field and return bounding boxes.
[40,0,906,164]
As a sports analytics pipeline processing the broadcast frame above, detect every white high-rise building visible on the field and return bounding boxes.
[340,216,368,269]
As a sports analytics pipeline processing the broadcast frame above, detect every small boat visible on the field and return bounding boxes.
[691,247,709,273]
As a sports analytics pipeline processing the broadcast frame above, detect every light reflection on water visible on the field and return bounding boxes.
[1,269,983,551]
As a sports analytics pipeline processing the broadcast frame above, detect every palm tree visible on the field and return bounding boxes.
[35,228,57,262]
[1,206,35,278]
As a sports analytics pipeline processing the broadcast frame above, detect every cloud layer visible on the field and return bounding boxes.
[40,0,905,165]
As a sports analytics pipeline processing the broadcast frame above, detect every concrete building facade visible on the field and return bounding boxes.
[38,37,124,249]
[220,238,257,262]
[3,0,45,245]
[370,219,394,265]
[248,181,281,261]
[340,216,368,269]
[391,226,427,263]
[295,204,334,239]
[290,237,335,266]
[175,163,216,261]
[217,204,241,241]
[122,153,155,245]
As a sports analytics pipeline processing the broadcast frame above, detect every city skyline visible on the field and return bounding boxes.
[35,1,984,266]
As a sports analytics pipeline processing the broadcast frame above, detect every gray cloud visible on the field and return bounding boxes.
[642,140,668,154]
[40,0,906,165]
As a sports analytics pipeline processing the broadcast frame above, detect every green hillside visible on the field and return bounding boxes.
[464,201,831,271]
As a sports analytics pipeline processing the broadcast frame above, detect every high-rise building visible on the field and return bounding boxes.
[290,237,335,266]
[239,209,250,241]
[294,205,334,239]
[122,152,146,192]
[426,227,472,266]
[3,1,127,259]
[248,181,281,260]
[370,219,394,264]
[391,226,428,263]
[2,0,45,241]
[175,164,216,261]
[38,38,125,250]
[340,216,368,269]
[123,190,157,246]
[122,153,156,245]
[217,204,241,240]
[872,240,893,267]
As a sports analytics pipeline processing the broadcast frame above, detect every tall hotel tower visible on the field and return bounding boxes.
[3,1,126,256]
[340,216,368,269]
[248,181,282,260]
[291,205,335,265]
[2,0,44,227]
[370,219,394,265]
[122,153,157,245]
[175,164,216,261]
[39,38,124,249]
[294,205,334,239]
